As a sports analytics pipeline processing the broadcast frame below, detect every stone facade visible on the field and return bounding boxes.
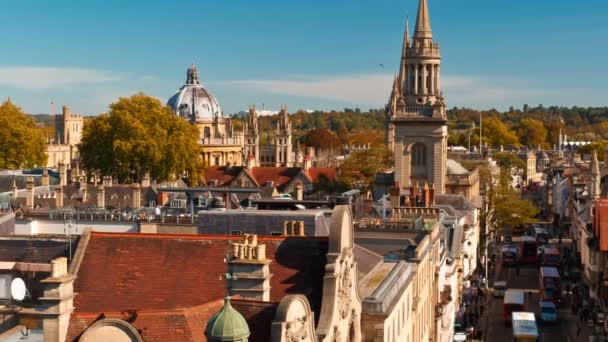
[168,65,244,167]
[386,0,448,192]
[46,105,83,168]
[244,105,294,167]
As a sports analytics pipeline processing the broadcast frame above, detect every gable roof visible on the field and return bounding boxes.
[69,232,328,340]
[203,166,254,187]
[250,167,303,191]
[306,167,337,183]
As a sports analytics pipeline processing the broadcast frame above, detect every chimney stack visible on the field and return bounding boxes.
[132,183,141,209]
[228,234,271,301]
[96,185,105,209]
[389,182,401,209]
[141,172,151,188]
[41,257,75,342]
[55,187,64,208]
[297,221,305,236]
[58,162,67,187]
[41,169,50,186]
[247,154,256,170]
[295,183,304,201]
[102,175,112,187]
[303,156,312,171]
[26,177,35,207]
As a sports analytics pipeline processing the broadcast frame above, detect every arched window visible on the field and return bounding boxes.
[204,127,211,138]
[411,143,428,180]
[412,143,426,166]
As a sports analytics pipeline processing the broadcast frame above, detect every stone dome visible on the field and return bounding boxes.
[204,296,250,341]
[167,64,222,123]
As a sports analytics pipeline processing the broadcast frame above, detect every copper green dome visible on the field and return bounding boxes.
[205,297,250,341]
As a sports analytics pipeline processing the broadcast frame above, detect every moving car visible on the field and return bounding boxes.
[493,281,507,297]
[539,301,558,322]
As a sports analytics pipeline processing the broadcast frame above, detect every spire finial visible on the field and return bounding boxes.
[414,0,432,39]
[592,150,600,176]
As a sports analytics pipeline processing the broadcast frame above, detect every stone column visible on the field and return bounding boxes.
[428,65,434,95]
[55,187,63,208]
[413,65,419,95]
[436,64,441,93]
[421,64,427,95]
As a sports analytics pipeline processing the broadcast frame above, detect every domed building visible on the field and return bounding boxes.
[168,64,244,167]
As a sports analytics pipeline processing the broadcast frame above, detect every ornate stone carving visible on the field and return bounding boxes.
[285,316,310,342]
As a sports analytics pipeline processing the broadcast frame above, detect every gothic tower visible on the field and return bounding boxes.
[243,105,260,166]
[273,105,293,167]
[386,0,447,192]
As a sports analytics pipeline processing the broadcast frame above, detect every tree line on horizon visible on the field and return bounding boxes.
[6,94,608,189]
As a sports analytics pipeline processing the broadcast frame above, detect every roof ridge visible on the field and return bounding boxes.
[90,231,328,241]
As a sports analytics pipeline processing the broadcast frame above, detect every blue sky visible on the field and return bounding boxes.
[1,0,607,115]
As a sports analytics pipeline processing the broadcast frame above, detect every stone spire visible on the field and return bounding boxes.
[414,0,432,39]
[398,17,410,86]
[591,151,601,199]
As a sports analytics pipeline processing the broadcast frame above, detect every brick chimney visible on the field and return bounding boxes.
[58,162,67,187]
[26,177,35,207]
[40,257,76,342]
[131,183,141,209]
[247,154,256,170]
[42,169,50,186]
[389,182,401,209]
[55,187,63,208]
[96,184,105,209]
[141,172,151,188]
[303,156,312,171]
[228,234,271,301]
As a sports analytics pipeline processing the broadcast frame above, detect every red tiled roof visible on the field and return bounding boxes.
[250,167,302,190]
[306,167,337,183]
[70,232,328,340]
[66,300,223,342]
[203,166,246,186]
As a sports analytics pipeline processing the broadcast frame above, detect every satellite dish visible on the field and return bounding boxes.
[10,278,26,301]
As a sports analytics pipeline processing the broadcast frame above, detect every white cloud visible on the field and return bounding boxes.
[0,66,126,90]
[221,73,556,110]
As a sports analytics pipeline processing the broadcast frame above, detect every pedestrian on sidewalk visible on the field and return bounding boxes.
[480,304,485,317]
[576,323,581,337]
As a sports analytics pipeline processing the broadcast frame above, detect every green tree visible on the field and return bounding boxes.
[338,146,393,191]
[480,154,539,236]
[0,99,47,168]
[79,93,202,184]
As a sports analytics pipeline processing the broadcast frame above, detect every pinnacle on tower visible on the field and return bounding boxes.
[414,0,432,39]
[398,17,410,86]
[592,151,600,176]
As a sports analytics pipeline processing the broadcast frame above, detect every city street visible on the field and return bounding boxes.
[480,236,593,342]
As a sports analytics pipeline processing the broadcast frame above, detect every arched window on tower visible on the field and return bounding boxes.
[411,143,428,181]
[204,127,211,139]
